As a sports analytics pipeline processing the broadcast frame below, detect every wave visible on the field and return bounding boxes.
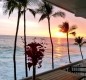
[0,36,86,80]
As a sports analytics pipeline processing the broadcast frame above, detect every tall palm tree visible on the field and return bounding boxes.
[74,36,86,59]
[59,22,77,63]
[3,0,37,79]
[3,0,23,80]
[36,0,65,69]
[20,0,36,77]
[20,0,29,77]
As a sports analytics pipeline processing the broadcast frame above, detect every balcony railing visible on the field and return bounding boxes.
[21,59,86,80]
[58,59,86,79]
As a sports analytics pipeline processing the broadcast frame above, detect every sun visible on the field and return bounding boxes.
[55,32,65,38]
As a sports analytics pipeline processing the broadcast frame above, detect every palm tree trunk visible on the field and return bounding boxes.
[32,52,36,80]
[24,7,28,77]
[47,16,54,69]
[67,32,71,63]
[33,65,36,80]
[13,10,21,80]
[79,46,83,59]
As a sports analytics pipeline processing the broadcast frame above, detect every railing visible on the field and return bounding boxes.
[58,59,86,79]
[21,59,86,80]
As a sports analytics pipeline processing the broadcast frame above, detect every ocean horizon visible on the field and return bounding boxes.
[0,35,86,80]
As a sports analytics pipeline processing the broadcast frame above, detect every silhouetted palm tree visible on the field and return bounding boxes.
[59,22,77,63]
[3,0,23,80]
[3,0,38,79]
[75,36,86,59]
[20,0,36,77]
[36,0,65,69]
[20,0,29,77]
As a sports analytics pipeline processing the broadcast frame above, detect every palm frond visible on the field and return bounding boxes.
[70,32,76,36]
[3,0,18,16]
[75,36,83,44]
[81,41,86,46]
[36,0,53,16]
[53,11,65,18]
[8,6,15,16]
[19,0,29,7]
[74,43,78,45]
[28,8,36,17]
[39,14,47,22]
[59,22,69,33]
[69,25,77,32]
[36,0,46,14]
[44,1,53,15]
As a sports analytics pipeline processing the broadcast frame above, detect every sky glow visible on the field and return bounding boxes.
[0,1,86,38]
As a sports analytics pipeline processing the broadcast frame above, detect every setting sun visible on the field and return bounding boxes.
[55,32,65,38]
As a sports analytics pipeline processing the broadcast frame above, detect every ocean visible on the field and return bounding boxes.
[0,35,86,80]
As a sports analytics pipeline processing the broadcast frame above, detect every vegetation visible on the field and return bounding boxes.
[21,0,36,77]
[74,36,86,59]
[36,0,65,69]
[3,0,24,80]
[3,0,37,79]
[3,0,82,79]
[59,22,77,63]
[26,41,45,80]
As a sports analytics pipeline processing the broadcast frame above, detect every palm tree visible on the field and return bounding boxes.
[20,0,29,77]
[74,36,86,59]
[20,0,36,77]
[59,22,77,63]
[36,0,65,69]
[3,0,24,80]
[3,0,37,79]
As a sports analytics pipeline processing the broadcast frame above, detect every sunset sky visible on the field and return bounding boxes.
[0,1,86,38]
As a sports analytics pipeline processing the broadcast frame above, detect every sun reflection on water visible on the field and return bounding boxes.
[54,38,68,58]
